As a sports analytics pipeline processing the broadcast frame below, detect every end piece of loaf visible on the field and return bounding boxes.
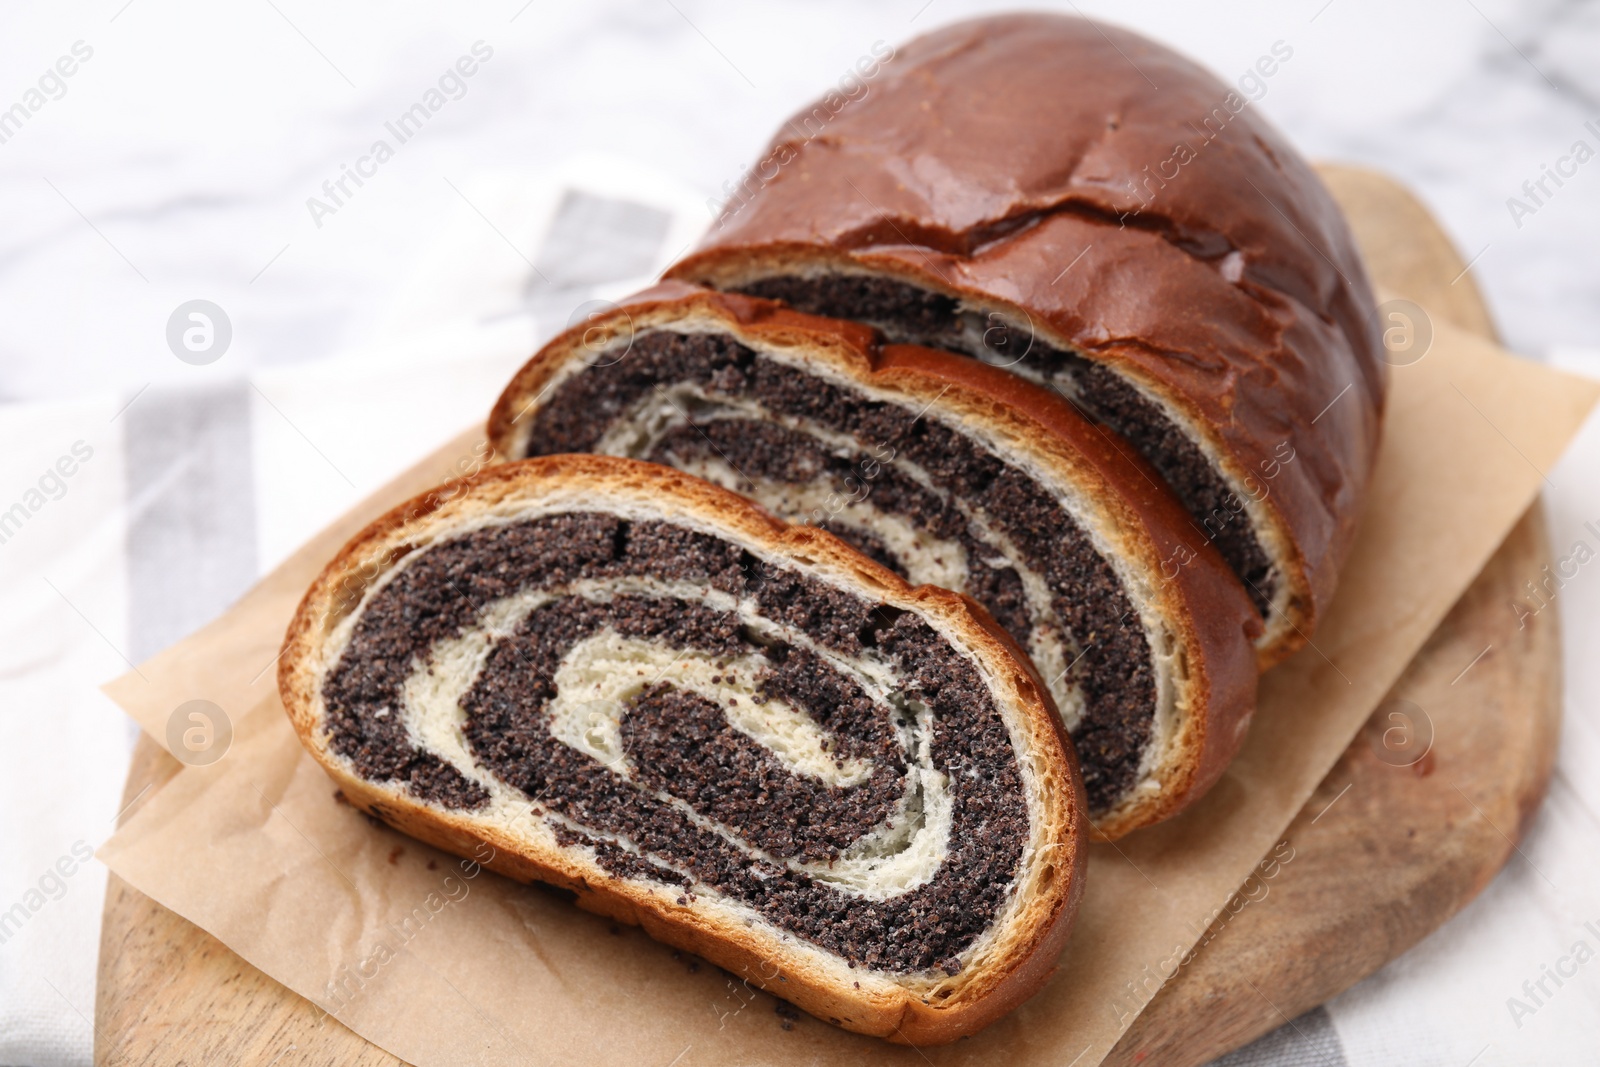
[666,13,1386,667]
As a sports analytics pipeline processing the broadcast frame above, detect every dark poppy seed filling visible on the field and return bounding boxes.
[644,418,1034,643]
[319,512,1031,974]
[733,273,1276,616]
[518,330,1159,812]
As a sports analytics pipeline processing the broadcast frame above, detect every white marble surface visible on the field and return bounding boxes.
[1,2,1598,1065]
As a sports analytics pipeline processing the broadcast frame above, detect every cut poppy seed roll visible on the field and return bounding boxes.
[279,455,1085,1044]
[666,12,1386,666]
[488,284,1260,838]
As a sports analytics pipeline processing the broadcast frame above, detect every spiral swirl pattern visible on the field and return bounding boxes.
[320,511,1032,975]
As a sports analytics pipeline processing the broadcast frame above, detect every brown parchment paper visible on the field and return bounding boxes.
[98,311,1599,1067]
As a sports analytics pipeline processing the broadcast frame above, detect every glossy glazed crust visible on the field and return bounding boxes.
[487,284,1261,838]
[666,12,1385,665]
[278,455,1086,1045]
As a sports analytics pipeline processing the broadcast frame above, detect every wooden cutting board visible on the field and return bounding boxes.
[93,165,1560,1066]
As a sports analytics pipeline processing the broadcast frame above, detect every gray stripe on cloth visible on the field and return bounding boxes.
[123,381,258,663]
[1206,1006,1350,1067]
[522,188,674,351]
[527,188,673,294]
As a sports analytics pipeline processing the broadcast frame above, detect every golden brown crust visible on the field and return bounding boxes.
[278,454,1085,1045]
[486,285,1260,838]
[664,14,1386,667]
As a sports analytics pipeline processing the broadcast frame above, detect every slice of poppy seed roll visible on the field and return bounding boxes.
[279,455,1085,1045]
[487,284,1261,838]
[666,13,1387,668]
